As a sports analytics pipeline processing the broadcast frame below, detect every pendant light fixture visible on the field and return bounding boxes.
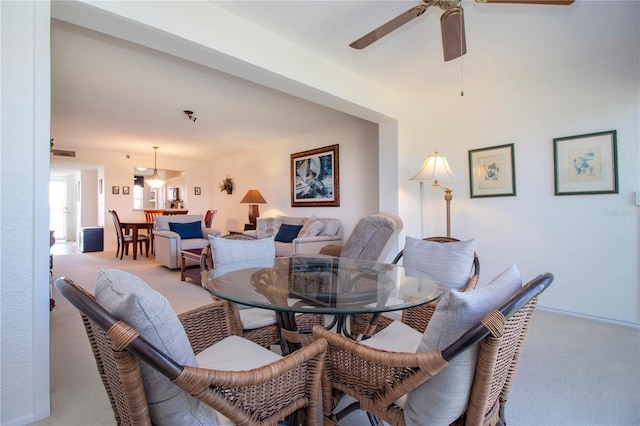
[145,146,166,188]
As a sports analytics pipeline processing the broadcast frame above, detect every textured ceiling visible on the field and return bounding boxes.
[50,1,638,173]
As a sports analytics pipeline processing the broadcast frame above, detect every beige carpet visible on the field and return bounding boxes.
[33,246,640,425]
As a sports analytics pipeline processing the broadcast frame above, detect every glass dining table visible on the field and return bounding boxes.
[204,255,443,354]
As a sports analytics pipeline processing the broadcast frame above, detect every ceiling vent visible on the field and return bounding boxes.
[52,149,76,157]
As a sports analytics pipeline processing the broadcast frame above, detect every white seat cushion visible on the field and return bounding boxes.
[196,335,282,426]
[196,335,282,370]
[359,320,421,353]
[239,308,278,329]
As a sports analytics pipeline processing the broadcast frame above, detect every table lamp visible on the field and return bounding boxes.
[240,189,267,226]
[410,151,457,237]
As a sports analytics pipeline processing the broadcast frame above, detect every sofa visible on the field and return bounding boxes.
[244,215,343,257]
[154,214,221,269]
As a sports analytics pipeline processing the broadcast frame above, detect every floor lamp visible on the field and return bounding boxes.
[410,151,457,238]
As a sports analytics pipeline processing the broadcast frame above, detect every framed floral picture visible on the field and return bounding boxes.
[291,144,339,207]
[468,144,516,198]
[553,130,618,195]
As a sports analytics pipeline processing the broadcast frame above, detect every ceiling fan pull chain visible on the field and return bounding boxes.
[460,17,464,97]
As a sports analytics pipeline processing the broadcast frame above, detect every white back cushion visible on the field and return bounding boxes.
[403,265,522,426]
[94,268,220,425]
[402,237,476,289]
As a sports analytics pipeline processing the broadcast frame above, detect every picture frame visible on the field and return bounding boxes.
[291,144,340,207]
[112,186,119,195]
[194,187,201,196]
[553,130,618,195]
[122,186,130,195]
[468,143,516,198]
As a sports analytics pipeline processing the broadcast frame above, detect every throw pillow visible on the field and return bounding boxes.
[403,265,522,426]
[256,217,283,239]
[274,224,303,243]
[298,215,325,237]
[94,268,220,425]
[402,237,476,290]
[169,221,202,239]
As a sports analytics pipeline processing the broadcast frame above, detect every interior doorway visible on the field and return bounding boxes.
[49,173,79,242]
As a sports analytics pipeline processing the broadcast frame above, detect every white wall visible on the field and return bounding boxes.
[400,47,640,323]
[0,1,51,424]
[210,113,380,237]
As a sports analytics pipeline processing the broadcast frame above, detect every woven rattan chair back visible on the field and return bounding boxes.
[350,236,480,337]
[56,277,327,426]
[315,272,553,426]
[200,244,281,348]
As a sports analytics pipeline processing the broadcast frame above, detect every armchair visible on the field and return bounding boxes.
[154,214,221,269]
[314,271,553,426]
[55,272,327,425]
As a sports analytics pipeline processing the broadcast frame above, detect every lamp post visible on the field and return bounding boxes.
[410,151,457,237]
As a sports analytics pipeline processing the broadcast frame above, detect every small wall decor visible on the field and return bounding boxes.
[194,187,201,196]
[553,130,618,195]
[291,144,340,207]
[112,186,120,195]
[218,176,233,194]
[468,143,516,198]
[122,186,130,195]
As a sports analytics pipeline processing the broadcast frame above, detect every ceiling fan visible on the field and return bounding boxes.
[350,0,575,61]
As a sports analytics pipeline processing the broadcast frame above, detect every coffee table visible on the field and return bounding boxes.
[180,248,203,283]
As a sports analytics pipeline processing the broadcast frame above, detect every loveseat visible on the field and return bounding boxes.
[244,215,343,257]
[154,214,221,269]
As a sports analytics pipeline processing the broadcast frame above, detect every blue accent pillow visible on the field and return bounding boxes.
[169,221,202,239]
[274,224,303,243]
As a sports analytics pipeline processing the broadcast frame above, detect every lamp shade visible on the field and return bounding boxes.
[409,151,457,184]
[240,190,267,204]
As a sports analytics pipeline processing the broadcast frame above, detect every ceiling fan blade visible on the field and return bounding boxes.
[476,0,574,5]
[350,4,428,49]
[441,7,466,61]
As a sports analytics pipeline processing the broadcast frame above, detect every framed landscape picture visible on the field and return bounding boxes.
[291,144,339,207]
[468,143,516,198]
[553,130,618,195]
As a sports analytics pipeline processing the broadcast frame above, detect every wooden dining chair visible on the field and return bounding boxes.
[204,209,217,227]
[143,209,163,255]
[108,210,149,259]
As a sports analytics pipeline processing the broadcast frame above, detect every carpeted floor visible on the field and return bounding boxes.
[33,245,640,425]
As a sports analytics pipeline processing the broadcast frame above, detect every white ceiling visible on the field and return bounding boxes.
[50,0,638,172]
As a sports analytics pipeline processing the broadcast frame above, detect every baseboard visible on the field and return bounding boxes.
[537,305,640,329]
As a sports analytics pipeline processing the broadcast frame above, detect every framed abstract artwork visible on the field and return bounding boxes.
[553,130,618,195]
[468,143,516,198]
[291,144,339,207]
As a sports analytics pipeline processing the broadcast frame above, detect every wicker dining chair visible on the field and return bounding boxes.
[201,241,282,349]
[55,276,327,426]
[315,272,553,426]
[350,236,480,337]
